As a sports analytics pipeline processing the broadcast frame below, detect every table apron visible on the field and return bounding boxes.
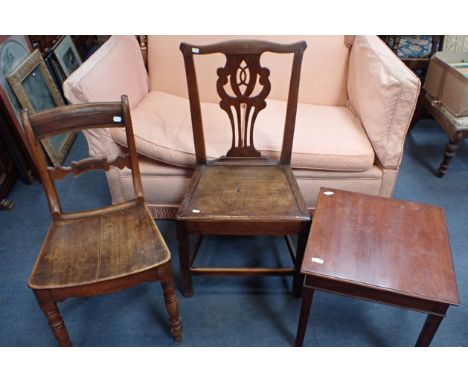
[304,275,449,317]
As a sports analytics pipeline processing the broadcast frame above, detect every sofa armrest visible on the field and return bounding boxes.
[63,35,149,109]
[63,36,149,160]
[347,35,420,169]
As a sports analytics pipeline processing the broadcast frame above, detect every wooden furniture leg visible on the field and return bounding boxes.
[294,285,315,347]
[159,263,182,342]
[292,226,309,298]
[33,289,72,347]
[176,221,193,297]
[438,137,462,177]
[415,313,446,347]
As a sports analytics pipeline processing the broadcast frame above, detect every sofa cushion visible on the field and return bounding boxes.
[63,35,149,109]
[348,35,420,168]
[111,91,375,172]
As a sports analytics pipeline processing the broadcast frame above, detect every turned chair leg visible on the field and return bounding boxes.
[33,289,72,346]
[159,262,182,342]
[438,137,462,177]
[176,221,193,297]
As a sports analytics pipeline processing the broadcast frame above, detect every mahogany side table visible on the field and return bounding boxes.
[295,188,459,346]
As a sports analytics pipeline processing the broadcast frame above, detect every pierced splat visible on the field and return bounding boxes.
[48,154,130,180]
[180,40,307,165]
[216,54,271,157]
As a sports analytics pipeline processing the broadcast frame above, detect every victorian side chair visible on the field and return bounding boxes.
[22,95,182,346]
[176,40,310,297]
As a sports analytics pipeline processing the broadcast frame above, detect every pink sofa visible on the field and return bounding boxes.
[63,35,420,219]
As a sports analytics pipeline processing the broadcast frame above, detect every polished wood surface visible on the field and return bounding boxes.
[295,188,459,346]
[22,96,181,345]
[177,40,310,297]
[302,188,458,305]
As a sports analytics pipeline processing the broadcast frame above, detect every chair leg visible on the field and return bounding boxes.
[33,289,72,346]
[438,137,462,177]
[159,262,182,342]
[176,220,193,297]
[292,225,310,298]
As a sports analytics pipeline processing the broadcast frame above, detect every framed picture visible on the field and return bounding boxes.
[52,35,82,77]
[0,35,36,181]
[44,50,66,99]
[7,49,76,166]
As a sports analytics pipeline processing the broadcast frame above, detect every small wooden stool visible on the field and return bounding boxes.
[295,188,459,346]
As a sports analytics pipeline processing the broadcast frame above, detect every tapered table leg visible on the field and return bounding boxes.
[295,284,315,347]
[415,313,445,347]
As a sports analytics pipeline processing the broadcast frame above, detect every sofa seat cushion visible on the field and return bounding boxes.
[111,91,375,171]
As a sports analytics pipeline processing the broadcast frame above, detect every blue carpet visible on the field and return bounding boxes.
[0,119,467,346]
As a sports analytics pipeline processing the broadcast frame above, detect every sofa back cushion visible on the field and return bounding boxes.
[347,35,420,168]
[111,90,375,172]
[148,35,351,106]
[63,35,149,109]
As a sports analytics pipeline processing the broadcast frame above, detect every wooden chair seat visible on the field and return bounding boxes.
[29,201,170,289]
[178,162,309,224]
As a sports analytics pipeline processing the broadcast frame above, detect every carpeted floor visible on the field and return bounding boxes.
[0,118,467,346]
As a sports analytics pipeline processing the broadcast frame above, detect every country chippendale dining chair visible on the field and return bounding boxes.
[22,95,182,346]
[176,40,310,297]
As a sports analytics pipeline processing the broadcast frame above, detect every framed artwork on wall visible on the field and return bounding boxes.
[53,35,82,77]
[0,35,36,181]
[7,49,76,166]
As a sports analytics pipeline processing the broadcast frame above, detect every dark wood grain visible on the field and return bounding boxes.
[177,39,310,297]
[22,96,182,346]
[295,188,459,347]
[303,188,458,305]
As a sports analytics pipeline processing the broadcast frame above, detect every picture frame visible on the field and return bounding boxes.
[52,35,82,77]
[44,50,66,99]
[7,49,76,166]
[0,35,36,181]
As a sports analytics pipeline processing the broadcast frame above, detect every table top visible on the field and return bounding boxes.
[302,188,459,305]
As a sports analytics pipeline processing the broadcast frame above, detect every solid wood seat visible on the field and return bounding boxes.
[176,40,311,297]
[178,162,309,223]
[22,96,181,346]
[29,201,170,289]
